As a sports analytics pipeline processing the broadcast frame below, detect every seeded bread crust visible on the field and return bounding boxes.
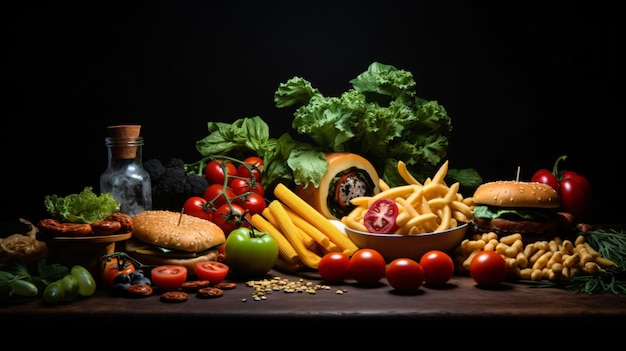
[473,181,560,208]
[131,210,225,252]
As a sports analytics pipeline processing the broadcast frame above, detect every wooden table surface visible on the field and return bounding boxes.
[3,268,624,332]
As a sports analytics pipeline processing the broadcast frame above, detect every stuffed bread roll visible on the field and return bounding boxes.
[295,152,380,220]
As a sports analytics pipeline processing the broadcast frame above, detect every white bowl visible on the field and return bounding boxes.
[341,222,468,262]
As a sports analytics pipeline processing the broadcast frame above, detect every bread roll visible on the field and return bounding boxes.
[473,181,560,208]
[132,210,225,252]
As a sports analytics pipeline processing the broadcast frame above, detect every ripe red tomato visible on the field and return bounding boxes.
[203,183,238,208]
[241,192,267,215]
[195,261,229,285]
[318,252,351,283]
[100,256,136,288]
[237,156,263,182]
[363,198,399,233]
[212,203,251,236]
[419,250,455,286]
[530,169,559,191]
[559,171,593,220]
[386,258,425,292]
[150,265,188,291]
[531,155,593,221]
[349,248,386,285]
[469,251,507,288]
[229,177,265,197]
[205,159,237,185]
[183,196,213,221]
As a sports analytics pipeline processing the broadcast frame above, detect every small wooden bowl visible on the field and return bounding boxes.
[43,232,132,280]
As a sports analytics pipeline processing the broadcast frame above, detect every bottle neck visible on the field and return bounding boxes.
[105,136,144,162]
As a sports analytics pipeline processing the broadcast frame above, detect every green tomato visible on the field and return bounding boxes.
[43,281,63,304]
[71,265,97,297]
[225,227,278,278]
[59,274,80,302]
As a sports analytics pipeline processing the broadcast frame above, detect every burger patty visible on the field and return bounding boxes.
[470,212,576,243]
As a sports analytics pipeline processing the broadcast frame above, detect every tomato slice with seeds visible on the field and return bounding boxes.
[363,198,399,233]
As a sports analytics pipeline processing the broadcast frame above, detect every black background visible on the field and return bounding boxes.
[4,1,622,226]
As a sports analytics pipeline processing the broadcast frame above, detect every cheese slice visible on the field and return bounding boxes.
[295,152,380,220]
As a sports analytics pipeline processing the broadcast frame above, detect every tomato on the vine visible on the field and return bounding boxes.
[237,156,263,182]
[203,183,239,208]
[349,248,386,285]
[183,196,213,221]
[229,177,265,197]
[100,257,136,288]
[419,250,455,286]
[150,265,188,291]
[205,159,237,185]
[363,198,399,234]
[318,252,351,283]
[386,258,424,292]
[212,203,251,235]
[241,192,267,215]
[469,251,507,288]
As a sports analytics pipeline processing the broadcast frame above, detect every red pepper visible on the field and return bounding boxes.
[531,155,593,221]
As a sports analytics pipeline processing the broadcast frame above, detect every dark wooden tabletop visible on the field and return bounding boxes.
[3,268,624,332]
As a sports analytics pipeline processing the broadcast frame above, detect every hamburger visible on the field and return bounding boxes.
[125,210,225,274]
[470,181,575,241]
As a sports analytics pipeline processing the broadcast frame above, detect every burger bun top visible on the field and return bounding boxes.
[473,181,560,209]
[131,210,225,252]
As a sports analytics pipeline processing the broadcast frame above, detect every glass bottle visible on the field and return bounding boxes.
[99,125,152,216]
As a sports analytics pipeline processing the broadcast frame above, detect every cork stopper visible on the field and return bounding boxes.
[106,125,143,159]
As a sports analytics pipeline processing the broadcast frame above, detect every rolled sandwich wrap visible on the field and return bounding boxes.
[295,152,380,220]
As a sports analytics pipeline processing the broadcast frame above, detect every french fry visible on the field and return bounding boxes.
[274,183,360,255]
[397,160,423,186]
[284,206,341,253]
[267,200,322,269]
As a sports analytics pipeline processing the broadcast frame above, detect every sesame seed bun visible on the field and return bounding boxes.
[131,210,225,252]
[473,181,560,208]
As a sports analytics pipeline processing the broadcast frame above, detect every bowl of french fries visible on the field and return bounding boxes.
[343,222,469,262]
[340,160,475,262]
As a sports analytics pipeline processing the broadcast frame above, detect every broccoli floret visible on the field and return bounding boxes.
[145,158,209,211]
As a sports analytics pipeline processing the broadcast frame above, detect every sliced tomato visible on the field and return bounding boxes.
[195,261,229,285]
[150,265,188,291]
[363,198,399,233]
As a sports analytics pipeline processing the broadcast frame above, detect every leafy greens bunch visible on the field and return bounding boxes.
[187,62,481,193]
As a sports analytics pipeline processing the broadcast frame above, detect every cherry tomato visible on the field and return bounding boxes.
[363,198,399,234]
[386,258,425,292]
[183,196,213,221]
[212,203,251,235]
[100,256,136,288]
[229,177,265,197]
[195,261,229,285]
[203,183,238,208]
[419,250,455,286]
[150,265,188,291]
[241,192,267,215]
[237,156,263,182]
[205,159,237,185]
[318,252,351,283]
[349,248,386,285]
[469,251,507,288]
